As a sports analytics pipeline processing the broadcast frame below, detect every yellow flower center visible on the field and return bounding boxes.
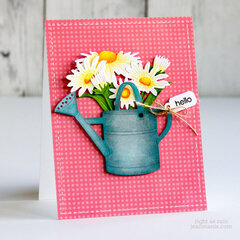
[139,77,151,86]
[99,51,117,64]
[84,73,94,84]
[121,88,131,99]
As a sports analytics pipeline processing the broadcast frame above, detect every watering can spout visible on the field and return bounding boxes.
[55,93,79,117]
[54,92,110,157]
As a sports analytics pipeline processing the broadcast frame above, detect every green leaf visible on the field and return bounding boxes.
[92,83,114,110]
[143,89,163,106]
[78,93,110,111]
[94,89,103,95]
[93,83,112,95]
[156,70,165,75]
[141,92,145,100]
[104,83,114,110]
[93,86,106,95]
[128,105,135,110]
[103,90,114,110]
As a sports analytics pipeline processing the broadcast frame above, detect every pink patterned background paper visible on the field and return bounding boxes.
[46,17,207,220]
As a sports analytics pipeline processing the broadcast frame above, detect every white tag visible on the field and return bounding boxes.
[165,91,197,112]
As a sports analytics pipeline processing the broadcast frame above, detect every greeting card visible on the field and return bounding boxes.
[46,17,207,220]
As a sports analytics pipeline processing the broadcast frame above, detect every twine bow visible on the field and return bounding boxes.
[136,101,198,136]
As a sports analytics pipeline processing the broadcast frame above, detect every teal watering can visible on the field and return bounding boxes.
[55,82,172,175]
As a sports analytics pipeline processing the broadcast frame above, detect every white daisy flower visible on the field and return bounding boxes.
[76,51,140,84]
[66,56,106,96]
[109,78,136,109]
[125,62,170,96]
[153,56,170,72]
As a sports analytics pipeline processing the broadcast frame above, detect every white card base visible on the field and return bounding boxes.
[39,43,56,200]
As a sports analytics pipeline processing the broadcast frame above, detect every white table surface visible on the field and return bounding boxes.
[0,97,240,240]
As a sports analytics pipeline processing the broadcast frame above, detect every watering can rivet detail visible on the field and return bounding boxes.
[55,82,172,176]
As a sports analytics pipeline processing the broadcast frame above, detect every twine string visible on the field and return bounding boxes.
[136,101,198,136]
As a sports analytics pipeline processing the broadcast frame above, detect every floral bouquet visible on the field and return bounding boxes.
[66,51,171,110]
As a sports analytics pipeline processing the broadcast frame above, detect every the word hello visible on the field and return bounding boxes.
[175,97,192,106]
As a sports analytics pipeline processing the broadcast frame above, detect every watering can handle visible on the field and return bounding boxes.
[157,114,172,143]
[115,82,172,142]
[115,82,144,115]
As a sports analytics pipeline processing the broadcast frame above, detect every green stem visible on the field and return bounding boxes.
[103,93,113,110]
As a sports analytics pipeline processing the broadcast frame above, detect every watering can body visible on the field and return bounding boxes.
[55,82,172,175]
[103,109,161,175]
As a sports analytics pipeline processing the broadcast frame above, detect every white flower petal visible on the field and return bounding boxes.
[109,94,116,99]
[120,101,124,109]
[66,74,77,81]
[88,88,93,94]
[149,66,159,77]
[156,80,170,88]
[109,88,116,93]
[67,81,75,87]
[111,70,117,85]
[119,78,124,85]
[76,63,85,72]
[78,87,86,96]
[75,58,85,64]
[96,60,106,73]
[81,53,91,57]
[83,59,90,69]
[151,88,158,96]
[71,85,80,92]
[91,56,99,69]
[144,62,150,74]
[71,69,79,74]
[155,73,169,80]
